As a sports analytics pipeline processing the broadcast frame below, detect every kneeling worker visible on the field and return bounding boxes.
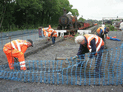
[3,39,33,70]
[75,34,104,72]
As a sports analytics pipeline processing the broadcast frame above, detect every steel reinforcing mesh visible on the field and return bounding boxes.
[0,44,123,85]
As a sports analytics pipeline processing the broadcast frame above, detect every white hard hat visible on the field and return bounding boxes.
[75,36,85,44]
[102,24,105,28]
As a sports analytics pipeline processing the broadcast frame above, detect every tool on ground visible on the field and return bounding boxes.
[55,55,80,60]
[106,36,121,41]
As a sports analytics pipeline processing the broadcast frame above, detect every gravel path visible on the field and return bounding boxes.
[26,31,123,61]
[0,29,123,92]
[0,79,123,92]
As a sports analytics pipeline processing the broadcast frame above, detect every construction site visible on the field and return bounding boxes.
[0,24,123,91]
[1,0,123,91]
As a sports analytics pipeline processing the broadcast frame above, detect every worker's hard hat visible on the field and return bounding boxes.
[75,36,85,44]
[102,24,105,28]
[27,39,33,47]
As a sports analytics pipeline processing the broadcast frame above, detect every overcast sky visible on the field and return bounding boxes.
[69,0,123,20]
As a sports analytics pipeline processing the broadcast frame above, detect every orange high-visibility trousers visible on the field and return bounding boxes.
[3,47,26,70]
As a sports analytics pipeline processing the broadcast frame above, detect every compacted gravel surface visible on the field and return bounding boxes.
[0,30,123,92]
[26,31,123,61]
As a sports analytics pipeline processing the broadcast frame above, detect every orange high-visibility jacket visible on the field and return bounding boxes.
[47,28,57,37]
[43,28,49,37]
[4,39,28,54]
[3,39,28,70]
[84,34,104,52]
[96,27,105,34]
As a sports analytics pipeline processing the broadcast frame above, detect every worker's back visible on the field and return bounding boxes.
[48,29,57,37]
[4,39,27,51]
[96,27,105,34]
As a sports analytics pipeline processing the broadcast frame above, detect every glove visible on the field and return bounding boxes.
[72,55,78,60]
[47,38,50,41]
[47,37,50,41]
[106,36,110,39]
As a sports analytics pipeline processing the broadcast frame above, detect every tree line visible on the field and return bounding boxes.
[0,0,80,32]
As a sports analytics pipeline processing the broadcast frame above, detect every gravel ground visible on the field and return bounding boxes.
[24,30,123,85]
[0,29,123,92]
[26,31,123,61]
[0,79,123,92]
[26,37,78,61]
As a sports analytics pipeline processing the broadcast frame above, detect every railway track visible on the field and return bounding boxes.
[88,25,99,34]
[25,25,99,56]
[0,25,99,65]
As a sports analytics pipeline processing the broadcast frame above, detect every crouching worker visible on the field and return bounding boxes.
[96,27,109,49]
[43,25,57,46]
[75,34,104,72]
[3,39,33,70]
[96,27,109,41]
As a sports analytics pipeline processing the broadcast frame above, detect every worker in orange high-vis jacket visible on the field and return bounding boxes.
[43,28,49,38]
[47,25,57,45]
[3,39,33,70]
[96,27,109,49]
[96,27,109,41]
[75,34,104,72]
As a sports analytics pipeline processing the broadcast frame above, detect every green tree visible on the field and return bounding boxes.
[70,9,79,17]
[1,0,16,31]
[0,0,7,29]
[14,0,43,28]
[1,0,81,31]
[78,16,85,22]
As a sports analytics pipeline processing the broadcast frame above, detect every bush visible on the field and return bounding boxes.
[106,25,115,31]
[109,25,115,31]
